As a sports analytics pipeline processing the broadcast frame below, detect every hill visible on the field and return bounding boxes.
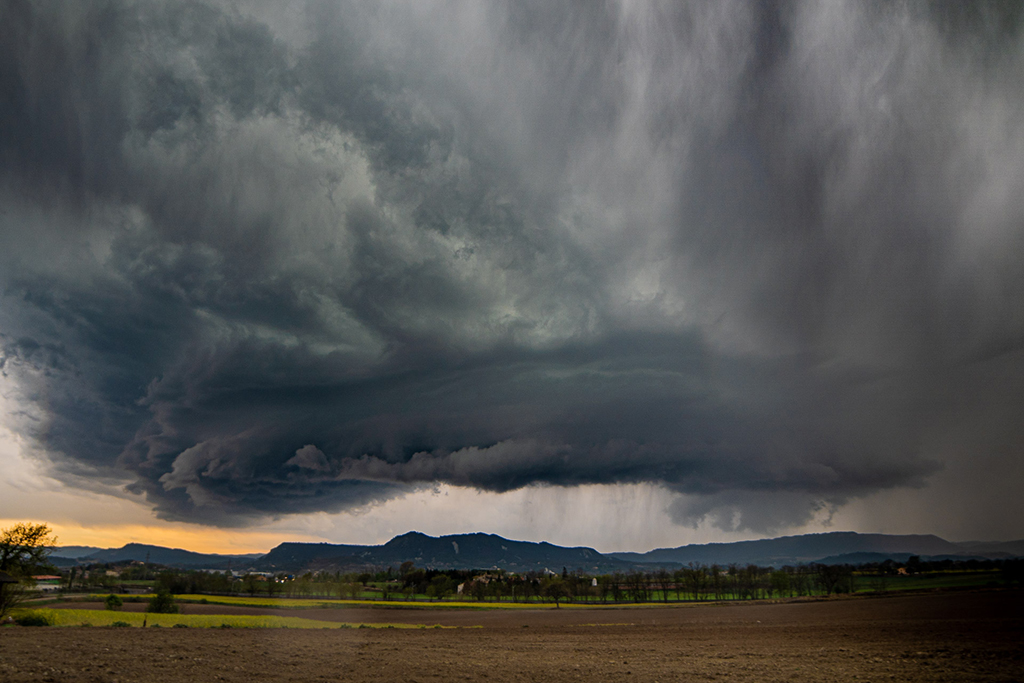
[61,543,262,569]
[53,545,104,559]
[952,539,1024,558]
[607,532,971,567]
[812,551,994,565]
[51,531,1024,573]
[255,532,631,574]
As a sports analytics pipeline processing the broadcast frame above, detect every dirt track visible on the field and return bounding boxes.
[2,590,1022,682]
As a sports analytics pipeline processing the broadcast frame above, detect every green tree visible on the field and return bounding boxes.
[0,523,57,575]
[342,580,362,600]
[381,581,398,601]
[104,594,124,611]
[426,575,452,601]
[0,523,57,619]
[243,574,261,597]
[542,576,568,608]
[146,589,179,614]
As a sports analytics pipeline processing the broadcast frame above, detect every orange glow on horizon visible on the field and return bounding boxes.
[0,519,324,555]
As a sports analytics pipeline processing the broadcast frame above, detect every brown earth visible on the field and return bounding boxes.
[2,589,1022,682]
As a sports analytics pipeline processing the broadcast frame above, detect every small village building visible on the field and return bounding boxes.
[31,575,62,591]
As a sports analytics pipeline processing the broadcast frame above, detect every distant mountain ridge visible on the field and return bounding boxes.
[253,532,629,574]
[253,530,1023,573]
[53,532,1024,573]
[810,552,995,565]
[52,545,104,559]
[607,532,965,567]
[52,543,262,569]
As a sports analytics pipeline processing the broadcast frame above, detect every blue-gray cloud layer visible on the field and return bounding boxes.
[1,0,1022,531]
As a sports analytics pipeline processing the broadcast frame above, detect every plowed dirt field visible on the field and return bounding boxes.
[2,589,1021,682]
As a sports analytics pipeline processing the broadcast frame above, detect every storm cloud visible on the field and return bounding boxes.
[1,0,1022,532]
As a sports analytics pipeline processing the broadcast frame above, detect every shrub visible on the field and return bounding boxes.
[146,590,179,614]
[173,623,189,628]
[104,594,123,611]
[15,613,52,626]
[111,621,131,628]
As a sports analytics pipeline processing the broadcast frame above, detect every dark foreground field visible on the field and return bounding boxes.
[2,590,1021,682]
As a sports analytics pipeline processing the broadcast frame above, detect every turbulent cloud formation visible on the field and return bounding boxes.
[1,1,1022,532]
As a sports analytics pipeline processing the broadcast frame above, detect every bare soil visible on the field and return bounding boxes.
[2,589,1021,682]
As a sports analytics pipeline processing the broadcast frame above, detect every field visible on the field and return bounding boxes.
[9,608,443,630]
[85,593,556,610]
[2,589,1021,682]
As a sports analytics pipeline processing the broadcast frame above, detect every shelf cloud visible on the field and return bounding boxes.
[1,1,1022,533]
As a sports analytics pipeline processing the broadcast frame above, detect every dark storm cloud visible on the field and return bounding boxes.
[1,0,1021,531]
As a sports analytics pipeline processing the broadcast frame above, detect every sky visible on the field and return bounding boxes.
[1,0,1023,555]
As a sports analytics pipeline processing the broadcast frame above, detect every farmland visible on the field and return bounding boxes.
[88,593,552,610]
[2,589,1020,682]
[9,608,445,630]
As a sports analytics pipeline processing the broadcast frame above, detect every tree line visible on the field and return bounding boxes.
[3,522,1021,617]
[83,556,1024,605]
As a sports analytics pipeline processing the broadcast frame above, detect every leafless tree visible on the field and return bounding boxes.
[654,568,672,603]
